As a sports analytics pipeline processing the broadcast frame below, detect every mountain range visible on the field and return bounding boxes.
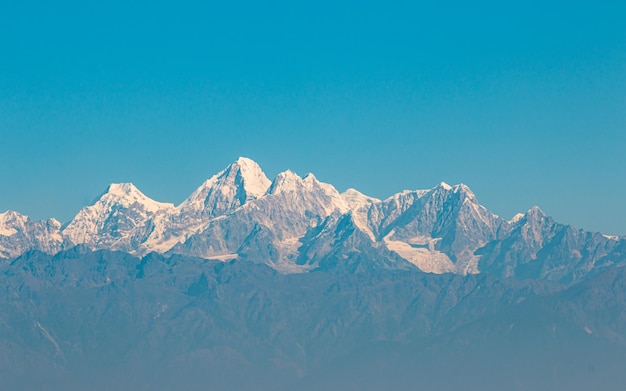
[2,157,626,390]
[1,157,624,283]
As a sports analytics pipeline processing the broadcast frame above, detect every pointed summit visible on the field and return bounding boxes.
[227,157,271,199]
[0,210,28,237]
[267,170,303,195]
[438,181,452,190]
[340,188,380,209]
[0,210,63,258]
[179,157,271,218]
[525,206,546,219]
[62,183,174,248]
[97,183,174,213]
[105,182,140,196]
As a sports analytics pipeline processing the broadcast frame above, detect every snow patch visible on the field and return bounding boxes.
[103,183,175,212]
[0,227,17,236]
[235,157,272,198]
[207,253,238,262]
[510,213,525,224]
[439,182,452,190]
[383,230,455,274]
[341,188,380,208]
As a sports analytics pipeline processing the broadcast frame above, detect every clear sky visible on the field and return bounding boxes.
[1,1,625,235]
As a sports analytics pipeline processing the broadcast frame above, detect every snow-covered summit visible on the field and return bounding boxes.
[62,183,174,249]
[439,181,453,190]
[178,157,271,218]
[3,157,622,283]
[0,210,28,237]
[232,157,272,198]
[267,170,303,195]
[99,183,175,212]
[0,211,62,258]
[340,188,380,209]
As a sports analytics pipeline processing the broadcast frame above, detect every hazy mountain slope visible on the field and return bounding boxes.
[478,206,626,283]
[10,250,626,390]
[295,265,626,391]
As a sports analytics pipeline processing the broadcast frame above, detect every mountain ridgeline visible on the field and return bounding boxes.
[1,157,624,283]
[2,158,626,390]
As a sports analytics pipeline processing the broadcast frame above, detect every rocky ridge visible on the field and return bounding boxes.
[1,157,624,283]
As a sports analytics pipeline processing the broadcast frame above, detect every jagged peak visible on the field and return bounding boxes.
[438,181,452,190]
[341,188,380,207]
[383,189,429,203]
[233,156,258,167]
[97,183,174,212]
[0,211,28,236]
[526,205,545,216]
[517,206,547,224]
[0,211,60,226]
[268,170,304,194]
[432,182,474,195]
[303,173,342,195]
[303,173,317,182]
[430,182,477,202]
[105,182,141,196]
[453,183,471,192]
[179,157,271,211]
[509,213,525,224]
[0,210,27,220]
[226,157,271,198]
[454,184,477,202]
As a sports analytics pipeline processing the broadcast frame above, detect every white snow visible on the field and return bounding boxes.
[510,213,525,224]
[104,183,175,213]
[0,211,27,236]
[206,253,238,262]
[268,170,303,194]
[439,181,452,190]
[0,227,17,236]
[62,183,175,247]
[235,157,272,198]
[383,230,456,274]
[178,175,219,211]
[340,188,380,209]
[178,157,270,215]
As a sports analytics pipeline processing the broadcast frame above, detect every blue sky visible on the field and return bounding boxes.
[1,1,625,235]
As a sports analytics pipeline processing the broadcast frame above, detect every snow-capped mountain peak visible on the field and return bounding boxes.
[62,183,174,248]
[439,181,452,190]
[0,210,28,236]
[100,183,175,212]
[2,158,624,284]
[178,157,271,218]
[229,157,272,199]
[268,170,303,194]
[509,213,525,224]
[0,211,62,258]
[340,188,380,209]
[525,205,546,220]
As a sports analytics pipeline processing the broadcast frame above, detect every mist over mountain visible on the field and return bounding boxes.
[1,158,625,390]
